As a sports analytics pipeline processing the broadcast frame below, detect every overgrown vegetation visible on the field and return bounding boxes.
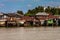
[24,6,60,16]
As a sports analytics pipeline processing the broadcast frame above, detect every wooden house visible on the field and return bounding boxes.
[0,13,7,26]
[6,13,24,27]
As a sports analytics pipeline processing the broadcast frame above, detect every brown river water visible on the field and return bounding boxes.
[0,27,60,40]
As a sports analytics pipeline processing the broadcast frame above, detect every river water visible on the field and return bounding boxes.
[0,27,60,40]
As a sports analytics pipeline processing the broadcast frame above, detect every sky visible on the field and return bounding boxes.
[0,0,60,13]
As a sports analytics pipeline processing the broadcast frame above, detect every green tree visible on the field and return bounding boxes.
[55,8,60,15]
[37,6,44,12]
[17,10,24,15]
[25,6,44,16]
[45,6,51,13]
[24,10,32,16]
[50,8,56,15]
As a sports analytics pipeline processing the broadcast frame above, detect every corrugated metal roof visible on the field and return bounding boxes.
[7,13,22,18]
[36,12,49,15]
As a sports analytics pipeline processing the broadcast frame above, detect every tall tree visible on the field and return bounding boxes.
[17,10,24,15]
[50,8,56,15]
[24,10,32,16]
[25,6,44,16]
[45,6,51,13]
[37,6,44,12]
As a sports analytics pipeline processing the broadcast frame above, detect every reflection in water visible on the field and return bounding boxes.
[0,27,60,40]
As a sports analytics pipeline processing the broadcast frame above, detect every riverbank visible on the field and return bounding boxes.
[0,26,60,28]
